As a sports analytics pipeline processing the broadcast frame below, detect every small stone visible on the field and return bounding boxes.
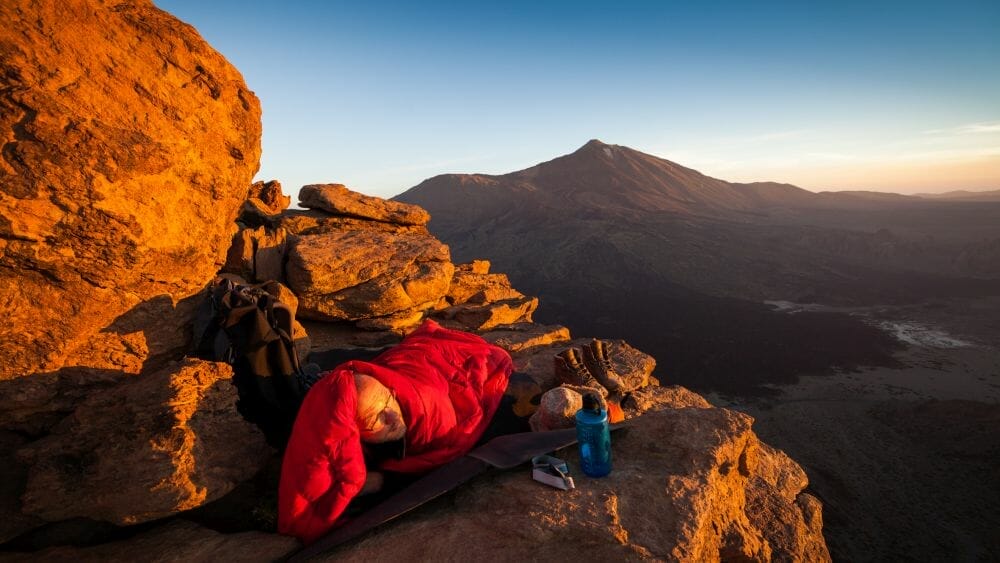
[529,387,583,431]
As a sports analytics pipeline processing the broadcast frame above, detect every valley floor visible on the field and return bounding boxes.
[707,297,1000,561]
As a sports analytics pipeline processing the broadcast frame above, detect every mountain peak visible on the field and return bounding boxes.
[399,140,824,217]
[569,139,621,162]
[574,139,617,156]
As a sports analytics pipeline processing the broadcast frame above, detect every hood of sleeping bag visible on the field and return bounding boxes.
[278,319,513,544]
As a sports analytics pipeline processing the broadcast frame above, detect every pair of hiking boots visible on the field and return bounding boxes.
[554,339,624,396]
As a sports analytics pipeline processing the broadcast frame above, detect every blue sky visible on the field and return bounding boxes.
[156,0,1000,199]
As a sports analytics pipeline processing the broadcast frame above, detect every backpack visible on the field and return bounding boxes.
[194,276,309,446]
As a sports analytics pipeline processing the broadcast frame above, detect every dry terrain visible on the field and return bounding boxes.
[710,297,1000,561]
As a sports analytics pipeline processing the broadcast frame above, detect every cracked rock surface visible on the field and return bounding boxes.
[0,0,262,383]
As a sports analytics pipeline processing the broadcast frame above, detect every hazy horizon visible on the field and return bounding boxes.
[155,0,1000,199]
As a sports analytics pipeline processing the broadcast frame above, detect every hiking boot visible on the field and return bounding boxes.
[581,339,624,394]
[553,348,607,395]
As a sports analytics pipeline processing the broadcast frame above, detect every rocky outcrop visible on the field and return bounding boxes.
[480,322,571,353]
[220,183,456,333]
[443,261,525,305]
[429,260,538,331]
[299,183,430,226]
[0,159,832,563]
[286,229,454,322]
[0,0,261,386]
[239,180,291,226]
[0,294,201,431]
[434,296,539,332]
[324,405,830,562]
[276,209,428,238]
[16,360,271,525]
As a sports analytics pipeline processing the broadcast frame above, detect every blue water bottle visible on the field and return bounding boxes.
[575,393,612,477]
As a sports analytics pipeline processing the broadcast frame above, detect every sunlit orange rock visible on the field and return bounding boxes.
[286,228,454,322]
[299,183,430,226]
[434,295,539,332]
[239,180,291,226]
[0,0,262,384]
[444,261,526,305]
[479,322,572,353]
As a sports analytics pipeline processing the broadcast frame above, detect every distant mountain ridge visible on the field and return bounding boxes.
[916,189,1000,202]
[399,139,773,223]
[396,140,1000,289]
[400,139,932,225]
[395,140,1000,395]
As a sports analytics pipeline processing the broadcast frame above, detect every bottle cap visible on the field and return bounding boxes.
[582,393,601,413]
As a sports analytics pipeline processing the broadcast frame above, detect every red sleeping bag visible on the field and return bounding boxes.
[278,319,513,543]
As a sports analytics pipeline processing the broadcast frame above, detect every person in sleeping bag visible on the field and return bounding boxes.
[277,319,514,544]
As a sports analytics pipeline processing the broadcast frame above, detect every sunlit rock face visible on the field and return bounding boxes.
[287,227,455,322]
[0,0,262,383]
[299,183,430,226]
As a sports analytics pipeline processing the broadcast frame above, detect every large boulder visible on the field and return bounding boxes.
[0,0,262,384]
[286,229,454,323]
[16,359,271,525]
[325,406,830,561]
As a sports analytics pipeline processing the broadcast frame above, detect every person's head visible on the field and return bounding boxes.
[354,373,406,443]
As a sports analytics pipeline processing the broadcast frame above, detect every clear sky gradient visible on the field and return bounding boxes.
[156,0,1000,199]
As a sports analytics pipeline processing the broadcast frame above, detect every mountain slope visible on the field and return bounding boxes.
[395,140,1000,393]
[917,189,1000,202]
[402,139,822,225]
